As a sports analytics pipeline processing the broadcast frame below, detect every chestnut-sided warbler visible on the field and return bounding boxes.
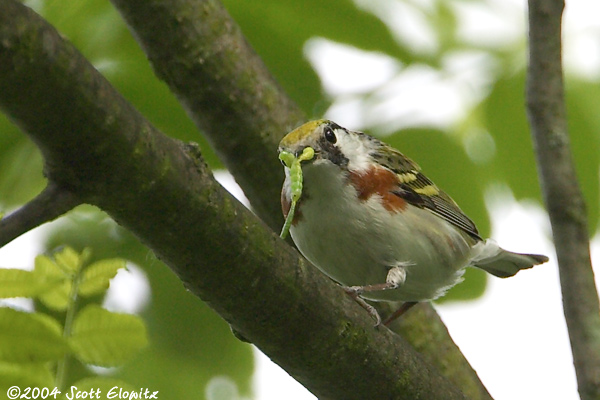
[279,119,548,326]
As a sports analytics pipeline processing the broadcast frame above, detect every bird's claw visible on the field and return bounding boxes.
[343,286,382,327]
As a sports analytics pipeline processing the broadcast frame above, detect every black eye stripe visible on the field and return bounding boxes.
[317,135,348,168]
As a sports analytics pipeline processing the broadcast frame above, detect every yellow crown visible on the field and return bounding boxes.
[279,119,329,147]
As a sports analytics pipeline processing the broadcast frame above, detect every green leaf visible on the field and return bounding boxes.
[69,305,148,367]
[54,247,84,274]
[565,77,600,231]
[0,134,46,207]
[78,258,126,297]
[483,72,544,202]
[59,378,138,400]
[0,361,55,390]
[38,280,72,312]
[33,254,72,310]
[34,254,65,279]
[0,307,68,362]
[0,269,45,299]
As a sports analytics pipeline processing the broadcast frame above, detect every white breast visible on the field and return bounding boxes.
[285,161,473,302]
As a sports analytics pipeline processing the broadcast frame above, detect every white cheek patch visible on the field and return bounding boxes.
[335,131,372,172]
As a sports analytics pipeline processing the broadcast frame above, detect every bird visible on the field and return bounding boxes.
[278,119,549,326]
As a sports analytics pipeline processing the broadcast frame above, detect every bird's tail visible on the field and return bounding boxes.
[470,240,549,278]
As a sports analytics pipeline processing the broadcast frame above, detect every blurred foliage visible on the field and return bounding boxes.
[0,247,145,393]
[1,0,598,397]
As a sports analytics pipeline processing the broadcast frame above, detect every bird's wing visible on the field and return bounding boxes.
[370,145,482,241]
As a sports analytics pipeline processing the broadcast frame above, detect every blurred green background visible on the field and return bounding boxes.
[0,0,598,398]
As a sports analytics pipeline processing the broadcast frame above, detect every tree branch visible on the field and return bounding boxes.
[109,0,305,232]
[0,183,81,247]
[107,1,492,397]
[0,1,476,399]
[526,1,600,398]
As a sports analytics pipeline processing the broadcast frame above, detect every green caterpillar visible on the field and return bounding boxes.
[279,147,315,239]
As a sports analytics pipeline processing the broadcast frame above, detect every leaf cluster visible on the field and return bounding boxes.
[0,247,146,393]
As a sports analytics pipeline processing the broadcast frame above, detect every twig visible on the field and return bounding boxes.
[526,0,600,398]
[0,183,80,248]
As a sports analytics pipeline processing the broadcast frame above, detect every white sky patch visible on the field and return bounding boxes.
[214,170,251,209]
[253,349,316,400]
[0,225,44,271]
[563,0,600,80]
[306,43,496,133]
[364,64,468,130]
[324,59,490,133]
[324,96,366,130]
[367,51,495,132]
[452,0,526,49]
[352,0,438,56]
[0,223,47,311]
[103,263,151,314]
[442,50,498,99]
[304,38,400,96]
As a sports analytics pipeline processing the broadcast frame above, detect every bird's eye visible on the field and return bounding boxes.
[324,127,337,144]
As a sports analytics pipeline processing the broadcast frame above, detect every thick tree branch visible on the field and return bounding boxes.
[0,183,81,247]
[0,1,476,399]
[109,0,305,232]
[526,1,600,398]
